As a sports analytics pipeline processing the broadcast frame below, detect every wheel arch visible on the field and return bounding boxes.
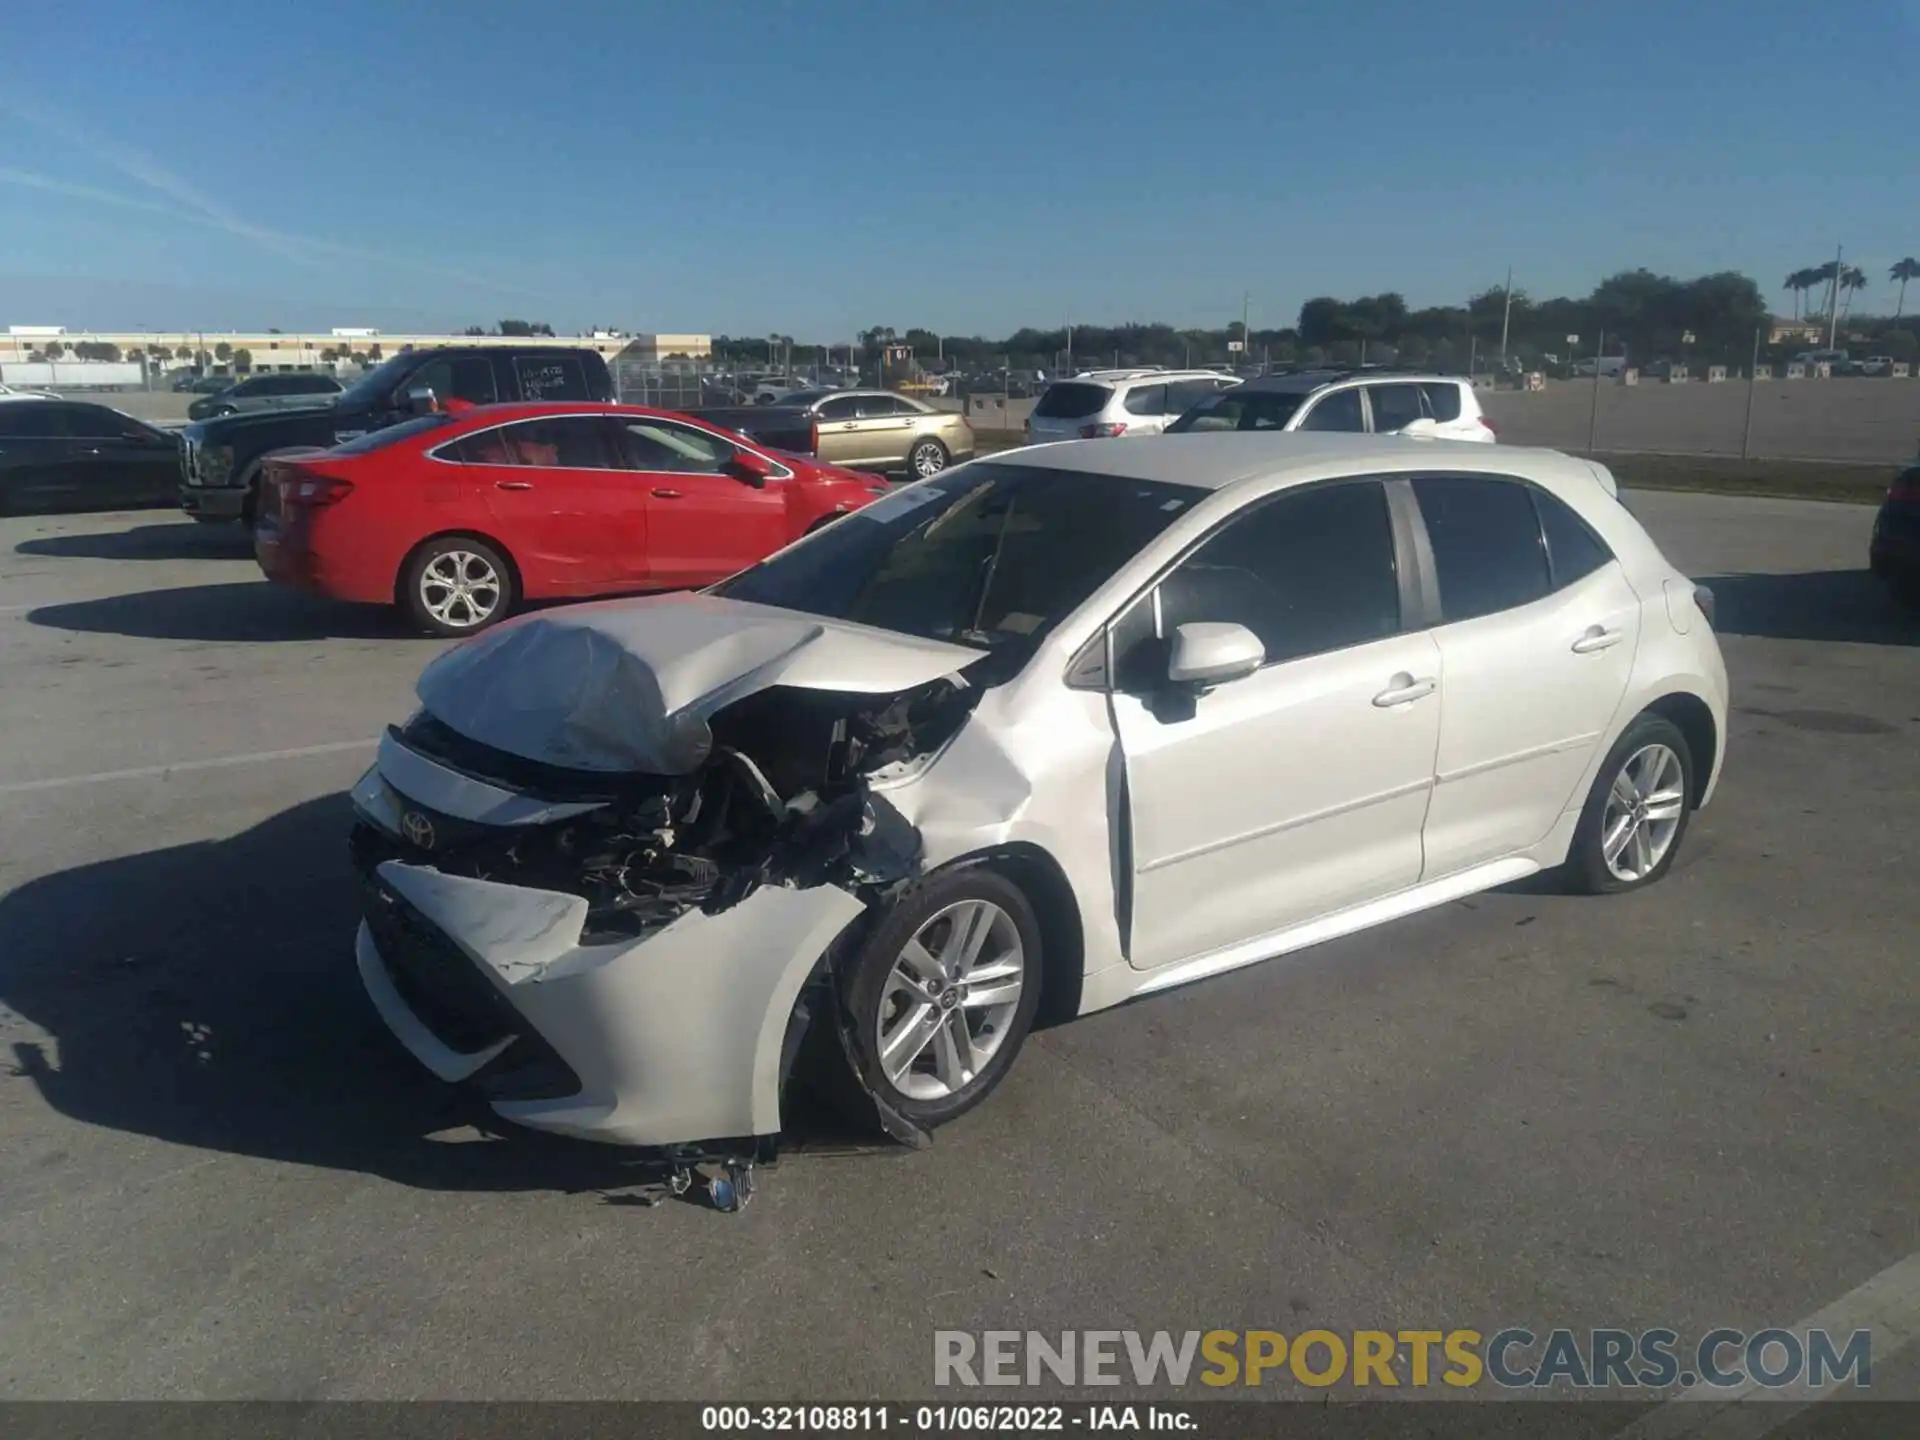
[933,842,1085,1026]
[1640,690,1718,807]
[394,528,526,608]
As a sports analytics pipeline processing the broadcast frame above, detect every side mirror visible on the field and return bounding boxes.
[726,446,773,488]
[400,384,437,415]
[1396,416,1439,437]
[1167,622,1264,689]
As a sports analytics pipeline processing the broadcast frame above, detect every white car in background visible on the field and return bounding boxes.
[0,382,59,400]
[1167,368,1497,442]
[348,433,1726,1160]
[1026,369,1241,441]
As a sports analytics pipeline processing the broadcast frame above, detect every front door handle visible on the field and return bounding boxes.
[1372,673,1437,707]
[494,480,534,491]
[1571,625,1624,653]
[651,487,684,499]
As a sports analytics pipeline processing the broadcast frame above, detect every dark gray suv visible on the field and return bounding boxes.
[187,371,343,421]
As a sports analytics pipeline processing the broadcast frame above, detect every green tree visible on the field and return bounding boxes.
[367,342,384,360]
[40,340,66,360]
[231,348,253,374]
[213,341,232,362]
[1837,265,1868,324]
[463,325,487,336]
[1889,258,1919,320]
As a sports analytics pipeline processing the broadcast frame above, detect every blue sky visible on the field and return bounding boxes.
[2,0,1917,338]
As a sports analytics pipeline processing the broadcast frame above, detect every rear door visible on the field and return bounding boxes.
[454,415,630,592]
[1410,474,1640,877]
[1363,381,1427,436]
[848,393,919,467]
[612,416,788,587]
[1120,383,1170,434]
[810,394,864,465]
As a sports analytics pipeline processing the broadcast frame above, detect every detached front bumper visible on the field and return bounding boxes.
[354,853,865,1148]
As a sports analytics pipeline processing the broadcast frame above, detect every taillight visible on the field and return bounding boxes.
[1080,422,1128,438]
[1888,472,1919,504]
[810,420,819,455]
[286,474,354,506]
[1693,584,1716,627]
[1479,416,1499,435]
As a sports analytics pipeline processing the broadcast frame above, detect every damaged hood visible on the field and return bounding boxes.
[414,591,980,774]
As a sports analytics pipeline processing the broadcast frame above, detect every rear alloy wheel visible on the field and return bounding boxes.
[402,538,515,637]
[1563,714,1695,894]
[907,437,949,479]
[846,868,1043,1128]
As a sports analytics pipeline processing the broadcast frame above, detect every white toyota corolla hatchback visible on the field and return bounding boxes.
[348,432,1728,1155]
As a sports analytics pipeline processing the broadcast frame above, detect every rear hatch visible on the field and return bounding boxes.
[1026,382,1112,441]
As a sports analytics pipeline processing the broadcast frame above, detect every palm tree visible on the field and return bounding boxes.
[1784,268,1815,321]
[1890,257,1920,320]
[1837,265,1868,324]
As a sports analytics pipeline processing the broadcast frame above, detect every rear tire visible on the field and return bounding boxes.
[907,437,949,479]
[400,537,517,638]
[842,866,1043,1130]
[1562,714,1695,895]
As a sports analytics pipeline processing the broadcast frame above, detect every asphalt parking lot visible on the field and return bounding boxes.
[1,495,1916,1405]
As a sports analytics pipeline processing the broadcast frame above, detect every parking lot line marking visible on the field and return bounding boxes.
[0,739,377,796]
[1610,1249,1920,1439]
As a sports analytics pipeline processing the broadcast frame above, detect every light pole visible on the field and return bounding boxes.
[1498,265,1513,365]
[1824,243,1844,353]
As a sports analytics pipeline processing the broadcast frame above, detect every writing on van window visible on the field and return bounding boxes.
[514,356,588,401]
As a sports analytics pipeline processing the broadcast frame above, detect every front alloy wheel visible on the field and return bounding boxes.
[908,438,949,479]
[878,899,1026,1101]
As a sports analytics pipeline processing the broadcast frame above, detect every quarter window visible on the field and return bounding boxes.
[1366,382,1426,432]
[1533,487,1614,588]
[1298,388,1364,432]
[1421,382,1463,422]
[1412,475,1551,621]
[1122,481,1400,682]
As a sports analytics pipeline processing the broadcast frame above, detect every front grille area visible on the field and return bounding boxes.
[360,874,518,1053]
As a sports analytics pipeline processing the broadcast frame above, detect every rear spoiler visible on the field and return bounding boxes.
[1585,461,1620,498]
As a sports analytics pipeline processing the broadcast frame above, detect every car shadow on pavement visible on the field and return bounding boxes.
[27,581,417,643]
[15,522,256,563]
[0,795,873,1205]
[1697,569,1918,646]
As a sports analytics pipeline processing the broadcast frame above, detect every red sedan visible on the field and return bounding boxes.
[254,402,891,635]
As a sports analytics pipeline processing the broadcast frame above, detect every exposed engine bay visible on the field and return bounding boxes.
[357,675,978,943]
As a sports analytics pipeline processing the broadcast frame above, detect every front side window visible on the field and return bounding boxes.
[1412,475,1551,621]
[60,405,134,441]
[1366,383,1426,432]
[713,462,1202,669]
[817,396,859,421]
[513,355,589,401]
[1298,388,1365,432]
[412,356,499,406]
[1132,481,1400,680]
[454,416,616,468]
[620,419,735,474]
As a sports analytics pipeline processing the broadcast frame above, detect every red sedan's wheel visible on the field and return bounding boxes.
[401,537,517,637]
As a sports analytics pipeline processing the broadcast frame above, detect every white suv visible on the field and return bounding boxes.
[1026,369,1242,442]
[1166,368,1496,442]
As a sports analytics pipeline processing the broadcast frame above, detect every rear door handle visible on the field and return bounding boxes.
[1372,673,1437,707]
[1571,625,1624,653]
[494,480,534,491]
[651,487,683,499]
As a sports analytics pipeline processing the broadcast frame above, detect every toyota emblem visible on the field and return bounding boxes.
[400,810,437,850]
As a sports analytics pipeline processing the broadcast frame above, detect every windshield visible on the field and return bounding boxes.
[333,353,415,408]
[712,461,1201,665]
[1166,388,1308,432]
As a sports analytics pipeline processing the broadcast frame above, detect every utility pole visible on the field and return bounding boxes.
[1586,330,1606,455]
[1064,321,1072,375]
[1499,265,1513,365]
[1825,243,1844,353]
[1242,291,1251,362]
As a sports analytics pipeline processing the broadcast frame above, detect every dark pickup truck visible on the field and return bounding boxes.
[178,344,615,523]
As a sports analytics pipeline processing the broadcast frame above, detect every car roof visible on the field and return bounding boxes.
[995,430,1597,495]
[1234,368,1468,394]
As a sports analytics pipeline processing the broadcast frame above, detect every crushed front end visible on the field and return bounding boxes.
[349,667,976,1155]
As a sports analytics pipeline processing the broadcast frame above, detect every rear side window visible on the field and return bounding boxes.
[1034,382,1112,419]
[1151,480,1401,671]
[1164,379,1225,413]
[857,394,907,418]
[1298,388,1364,432]
[1167,389,1306,433]
[513,354,589,402]
[1123,384,1169,416]
[1366,383,1426,432]
[1413,475,1550,621]
[61,405,130,440]
[453,416,615,468]
[294,373,342,394]
[1421,382,1463,422]
[0,403,54,437]
[1534,488,1613,588]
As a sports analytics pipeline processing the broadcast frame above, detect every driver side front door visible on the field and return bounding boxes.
[1108,478,1442,973]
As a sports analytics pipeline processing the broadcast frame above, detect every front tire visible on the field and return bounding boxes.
[1563,714,1695,895]
[400,537,516,637]
[843,867,1043,1129]
[907,437,950,479]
